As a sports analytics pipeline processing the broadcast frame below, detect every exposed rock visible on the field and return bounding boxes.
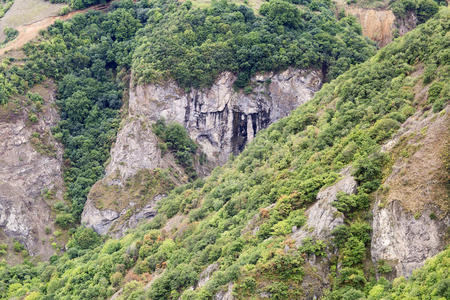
[214,282,234,300]
[104,118,169,184]
[82,68,322,236]
[371,200,449,277]
[301,255,333,300]
[346,7,396,47]
[291,167,357,246]
[80,200,120,235]
[111,194,164,238]
[396,10,418,36]
[0,82,64,259]
[81,117,182,236]
[130,68,323,165]
[289,167,358,299]
[82,192,166,238]
[197,262,219,289]
[344,5,418,47]
[371,106,450,277]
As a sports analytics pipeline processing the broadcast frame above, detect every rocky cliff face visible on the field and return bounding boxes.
[129,68,323,165]
[346,7,396,47]
[291,167,358,299]
[82,68,323,236]
[371,106,449,278]
[0,82,64,260]
[345,6,418,47]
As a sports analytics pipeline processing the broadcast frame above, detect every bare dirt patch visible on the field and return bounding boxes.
[0,2,108,56]
[345,6,396,47]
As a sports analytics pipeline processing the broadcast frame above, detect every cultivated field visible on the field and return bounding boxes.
[0,0,66,41]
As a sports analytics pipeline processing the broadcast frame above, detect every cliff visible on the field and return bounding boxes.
[81,68,323,237]
[371,106,450,278]
[0,81,64,260]
[129,68,323,165]
[344,4,418,47]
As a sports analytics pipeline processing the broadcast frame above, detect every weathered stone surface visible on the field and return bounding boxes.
[371,200,449,277]
[346,7,396,47]
[197,262,219,289]
[214,283,234,300]
[371,107,450,278]
[130,68,323,165]
[0,85,64,259]
[291,167,357,246]
[287,167,358,299]
[110,194,165,238]
[82,69,323,236]
[81,200,120,235]
[343,5,418,47]
[82,192,165,238]
[105,118,167,184]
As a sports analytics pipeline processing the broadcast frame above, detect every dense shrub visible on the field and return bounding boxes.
[152,119,198,178]
[133,0,375,89]
[0,3,448,300]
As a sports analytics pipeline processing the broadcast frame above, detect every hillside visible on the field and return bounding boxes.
[0,0,378,255]
[0,3,448,300]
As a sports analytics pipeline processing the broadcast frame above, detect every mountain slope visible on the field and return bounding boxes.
[0,0,377,252]
[0,5,448,300]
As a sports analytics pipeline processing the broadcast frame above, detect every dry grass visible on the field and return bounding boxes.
[89,169,176,212]
[381,107,449,215]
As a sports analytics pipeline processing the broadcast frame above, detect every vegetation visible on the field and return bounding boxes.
[1,27,18,45]
[0,0,447,299]
[132,0,376,89]
[369,247,450,299]
[391,0,442,23]
[0,0,376,222]
[46,0,108,9]
[0,0,14,19]
[153,119,199,179]
[0,4,447,299]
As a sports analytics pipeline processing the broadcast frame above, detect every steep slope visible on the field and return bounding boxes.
[372,106,449,277]
[78,0,375,236]
[371,247,450,299]
[0,6,447,300]
[0,81,65,261]
[82,68,323,236]
[340,0,444,47]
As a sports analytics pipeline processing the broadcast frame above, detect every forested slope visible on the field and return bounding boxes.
[0,4,448,300]
[0,0,376,225]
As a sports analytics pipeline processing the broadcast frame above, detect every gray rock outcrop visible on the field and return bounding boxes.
[197,263,219,289]
[82,68,323,236]
[0,84,64,258]
[214,283,234,300]
[371,200,449,277]
[371,107,450,278]
[130,68,322,165]
[291,167,357,246]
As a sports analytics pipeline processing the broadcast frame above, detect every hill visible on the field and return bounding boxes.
[0,4,448,300]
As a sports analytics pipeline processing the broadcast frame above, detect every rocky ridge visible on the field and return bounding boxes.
[371,106,450,278]
[0,83,64,260]
[82,68,323,237]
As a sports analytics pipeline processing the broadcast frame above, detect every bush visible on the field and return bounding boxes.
[59,6,72,16]
[153,119,198,178]
[2,27,18,44]
[55,213,75,229]
[67,227,101,250]
[13,241,25,253]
